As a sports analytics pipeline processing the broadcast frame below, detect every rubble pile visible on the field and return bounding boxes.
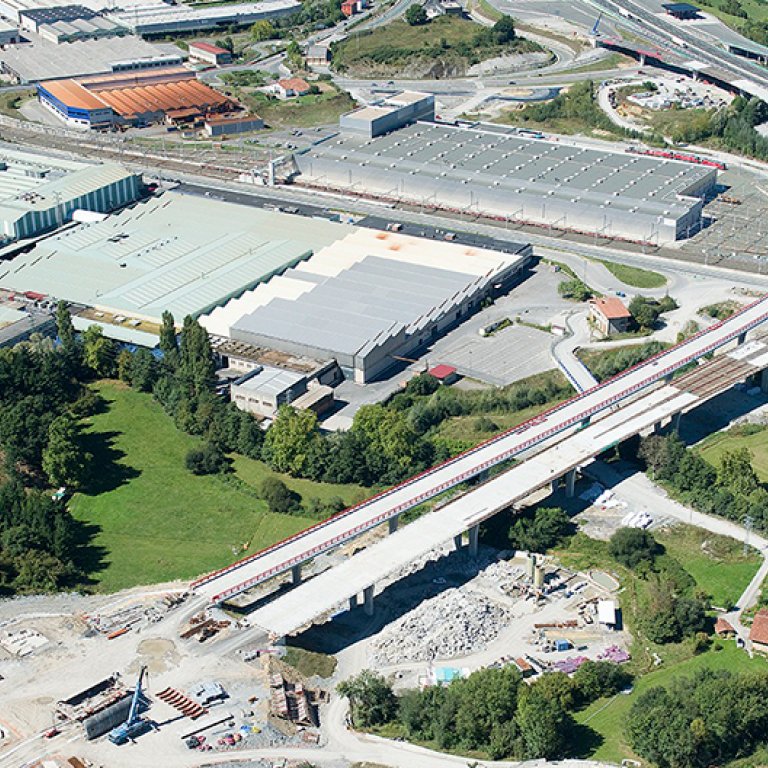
[370,588,512,665]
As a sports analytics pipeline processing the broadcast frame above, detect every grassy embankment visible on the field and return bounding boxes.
[70,381,366,592]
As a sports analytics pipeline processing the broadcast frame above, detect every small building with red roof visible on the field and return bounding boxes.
[714,617,735,637]
[750,608,768,653]
[273,77,312,100]
[589,296,632,337]
[428,363,458,385]
[188,41,232,67]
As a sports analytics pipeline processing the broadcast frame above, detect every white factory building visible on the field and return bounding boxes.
[295,121,718,245]
[202,228,531,383]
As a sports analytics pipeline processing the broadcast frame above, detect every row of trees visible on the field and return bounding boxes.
[339,661,631,761]
[639,431,768,538]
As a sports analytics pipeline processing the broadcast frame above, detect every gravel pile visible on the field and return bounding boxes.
[370,587,513,665]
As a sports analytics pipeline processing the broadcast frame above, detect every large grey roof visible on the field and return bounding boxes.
[297,121,714,219]
[232,255,483,357]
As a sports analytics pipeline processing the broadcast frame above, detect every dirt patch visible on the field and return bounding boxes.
[130,637,180,675]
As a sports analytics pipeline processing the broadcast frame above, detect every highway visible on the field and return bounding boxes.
[193,294,768,605]
[244,339,768,637]
[585,0,768,97]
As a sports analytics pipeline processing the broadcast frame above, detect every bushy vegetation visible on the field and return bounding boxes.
[578,341,667,382]
[627,669,768,768]
[340,661,632,761]
[508,506,573,553]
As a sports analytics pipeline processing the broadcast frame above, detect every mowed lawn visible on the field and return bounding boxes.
[71,382,366,593]
[698,426,768,481]
[575,642,768,763]
[656,525,761,609]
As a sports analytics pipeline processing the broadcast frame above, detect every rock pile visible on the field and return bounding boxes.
[370,587,512,666]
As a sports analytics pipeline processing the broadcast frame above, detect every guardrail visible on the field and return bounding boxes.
[195,296,768,602]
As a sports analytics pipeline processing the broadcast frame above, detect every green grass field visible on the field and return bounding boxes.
[656,525,761,608]
[241,85,356,130]
[332,16,539,77]
[698,425,768,482]
[575,642,768,763]
[70,382,366,592]
[596,259,667,289]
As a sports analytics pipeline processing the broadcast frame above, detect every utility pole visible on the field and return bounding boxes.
[744,514,754,556]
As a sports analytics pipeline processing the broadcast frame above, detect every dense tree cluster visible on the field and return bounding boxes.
[608,527,660,569]
[340,661,631,761]
[639,431,768,536]
[508,506,572,553]
[628,295,678,330]
[627,670,768,768]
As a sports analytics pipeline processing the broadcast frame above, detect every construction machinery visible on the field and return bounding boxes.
[108,666,151,745]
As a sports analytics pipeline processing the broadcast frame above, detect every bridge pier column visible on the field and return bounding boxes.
[653,420,663,435]
[551,476,560,493]
[349,594,358,611]
[565,468,577,498]
[454,533,463,550]
[672,411,682,433]
[664,372,674,384]
[388,515,400,534]
[291,564,302,585]
[639,53,646,65]
[468,524,479,557]
[363,585,375,616]
[738,331,747,346]
[761,369,768,394]
[581,416,591,428]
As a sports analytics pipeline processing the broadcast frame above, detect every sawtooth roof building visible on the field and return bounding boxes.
[202,228,531,383]
[294,121,717,245]
[0,193,353,323]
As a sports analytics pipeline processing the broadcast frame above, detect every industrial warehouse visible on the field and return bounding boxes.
[0,147,139,241]
[294,121,718,244]
[202,228,531,383]
[37,67,238,128]
[0,193,353,324]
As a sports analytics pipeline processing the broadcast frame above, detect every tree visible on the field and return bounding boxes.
[718,447,760,496]
[251,19,275,40]
[260,475,301,514]
[129,349,158,392]
[629,295,660,329]
[508,506,572,553]
[159,310,179,370]
[493,15,516,43]
[42,413,90,489]
[405,4,428,24]
[558,278,591,301]
[572,661,632,703]
[337,670,397,727]
[263,406,320,475]
[81,325,116,377]
[185,442,227,475]
[516,687,569,759]
[608,527,660,569]
[55,300,76,352]
[179,315,214,396]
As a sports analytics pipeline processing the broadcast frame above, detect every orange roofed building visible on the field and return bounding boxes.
[37,66,238,130]
[589,296,633,337]
[750,609,768,653]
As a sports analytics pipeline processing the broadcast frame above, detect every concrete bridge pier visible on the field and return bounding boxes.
[291,564,302,585]
[363,585,375,616]
[761,369,768,394]
[738,331,748,346]
[672,411,682,432]
[349,594,358,611]
[550,476,560,493]
[388,514,400,534]
[454,533,463,550]
[653,420,663,434]
[468,524,479,557]
[565,468,577,498]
